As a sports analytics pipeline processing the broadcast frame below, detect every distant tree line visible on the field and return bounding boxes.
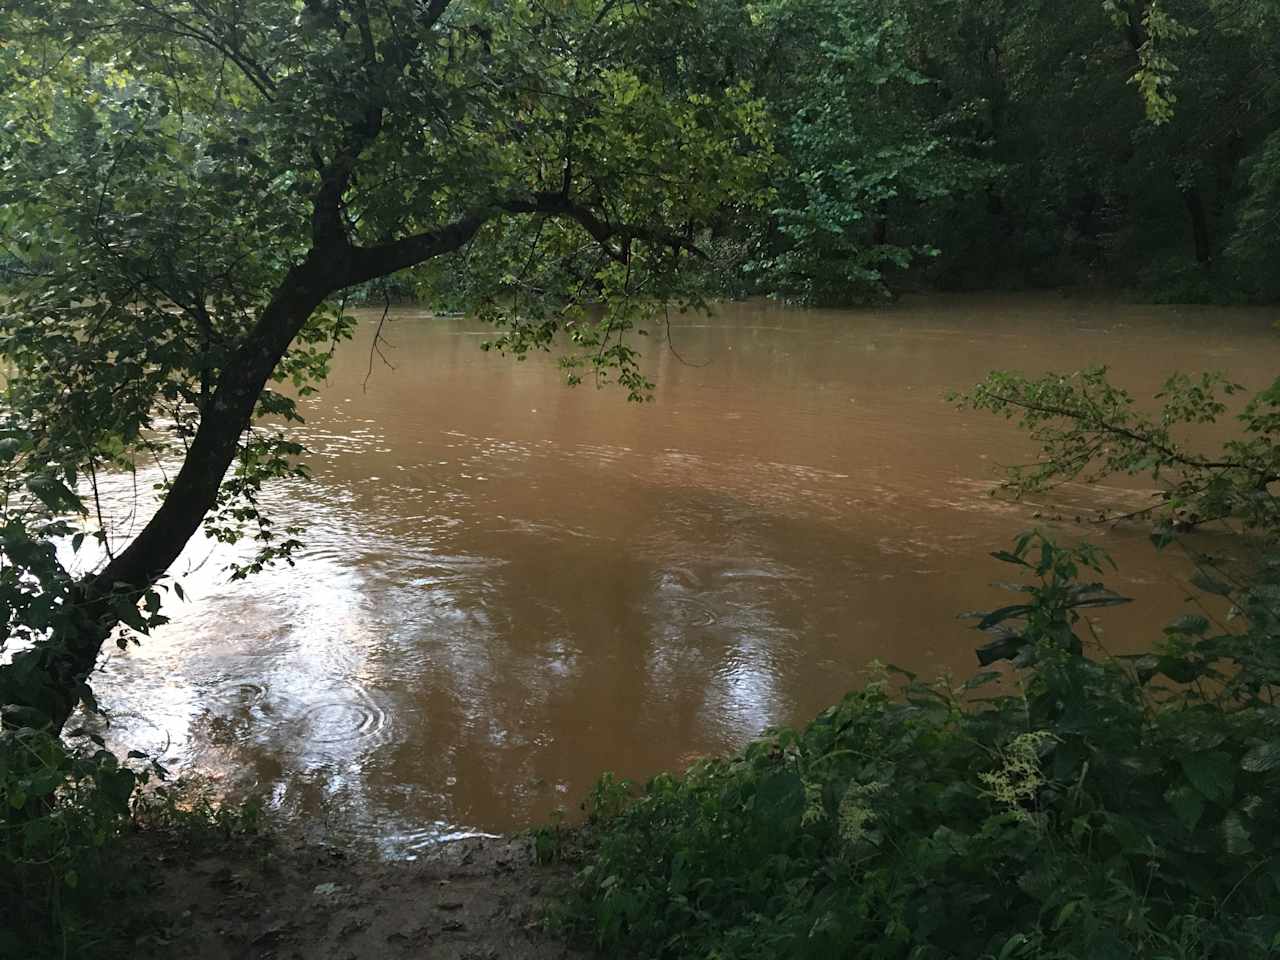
[693,0,1280,303]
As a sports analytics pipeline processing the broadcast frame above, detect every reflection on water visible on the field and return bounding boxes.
[81,295,1279,853]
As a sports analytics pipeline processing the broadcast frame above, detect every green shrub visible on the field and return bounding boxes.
[0,724,262,958]
[0,726,146,957]
[561,534,1280,959]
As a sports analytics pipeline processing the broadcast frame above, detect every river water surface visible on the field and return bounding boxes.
[83,295,1279,852]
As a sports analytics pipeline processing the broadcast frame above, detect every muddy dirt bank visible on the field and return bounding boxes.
[131,831,591,960]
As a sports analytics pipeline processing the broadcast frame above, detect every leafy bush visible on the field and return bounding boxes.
[560,534,1280,959]
[0,726,149,957]
[0,724,262,958]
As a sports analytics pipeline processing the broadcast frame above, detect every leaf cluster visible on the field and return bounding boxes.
[0,720,266,958]
[0,725,153,957]
[952,366,1280,545]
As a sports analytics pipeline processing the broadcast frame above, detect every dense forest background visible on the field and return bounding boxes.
[708,0,1280,304]
[525,0,1280,306]
[4,1,1279,305]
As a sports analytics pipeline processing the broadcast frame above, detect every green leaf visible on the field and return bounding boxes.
[1241,741,1280,773]
[1068,589,1131,610]
[1167,614,1210,635]
[1180,751,1236,804]
[1052,900,1079,931]
[961,671,1002,690]
[989,550,1030,567]
[26,475,83,513]
[998,933,1029,960]
[1165,783,1204,831]
[1221,810,1254,855]
[1189,570,1234,597]
[975,605,1033,630]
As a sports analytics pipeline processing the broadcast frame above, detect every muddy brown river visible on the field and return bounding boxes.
[82,295,1279,853]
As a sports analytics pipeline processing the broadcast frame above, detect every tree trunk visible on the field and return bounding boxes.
[1214,134,1245,218]
[1182,186,1212,265]
[1123,1,1149,54]
[4,252,340,735]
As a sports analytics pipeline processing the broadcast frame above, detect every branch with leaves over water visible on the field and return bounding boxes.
[952,366,1280,543]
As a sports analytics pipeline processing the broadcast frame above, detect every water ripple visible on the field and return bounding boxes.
[300,699,386,745]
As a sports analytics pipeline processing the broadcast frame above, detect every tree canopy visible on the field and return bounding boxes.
[721,0,1280,301]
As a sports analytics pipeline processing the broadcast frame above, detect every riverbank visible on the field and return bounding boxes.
[129,828,587,960]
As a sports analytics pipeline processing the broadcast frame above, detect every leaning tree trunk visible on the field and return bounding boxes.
[1181,185,1212,265]
[871,215,888,246]
[4,251,339,735]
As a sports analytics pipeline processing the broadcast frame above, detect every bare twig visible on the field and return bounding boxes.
[363,290,396,391]
[86,458,116,562]
[662,303,710,368]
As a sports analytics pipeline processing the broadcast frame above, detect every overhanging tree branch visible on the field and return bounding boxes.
[978,390,1272,478]
[125,0,278,100]
[346,192,707,284]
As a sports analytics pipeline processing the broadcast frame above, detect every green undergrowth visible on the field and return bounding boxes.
[0,730,264,959]
[557,534,1280,959]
